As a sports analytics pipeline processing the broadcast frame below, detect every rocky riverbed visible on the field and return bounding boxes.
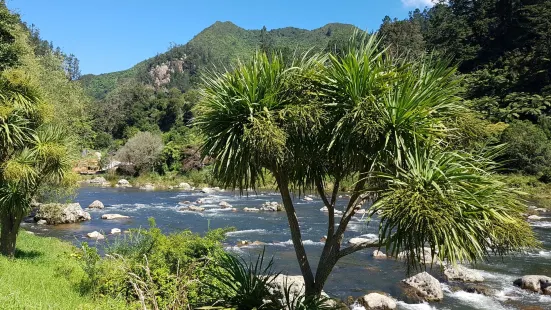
[22,186,551,310]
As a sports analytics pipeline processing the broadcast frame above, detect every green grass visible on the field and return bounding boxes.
[0,231,128,310]
[502,174,551,210]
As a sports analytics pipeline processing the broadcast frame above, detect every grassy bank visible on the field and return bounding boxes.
[0,231,127,310]
[503,174,551,210]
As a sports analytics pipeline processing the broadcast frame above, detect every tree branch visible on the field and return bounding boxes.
[338,241,380,258]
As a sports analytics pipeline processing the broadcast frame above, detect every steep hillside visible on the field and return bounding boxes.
[80,21,358,99]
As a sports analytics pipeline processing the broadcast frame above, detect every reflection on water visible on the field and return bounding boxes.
[22,187,551,310]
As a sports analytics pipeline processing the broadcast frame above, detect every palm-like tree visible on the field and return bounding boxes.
[196,35,536,298]
[0,69,73,257]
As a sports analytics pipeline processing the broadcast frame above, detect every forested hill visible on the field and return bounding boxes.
[79,21,358,100]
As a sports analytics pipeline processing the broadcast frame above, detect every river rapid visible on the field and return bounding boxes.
[22,187,551,310]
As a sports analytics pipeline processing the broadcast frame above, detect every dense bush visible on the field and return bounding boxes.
[500,121,551,174]
[115,131,164,174]
[78,219,230,309]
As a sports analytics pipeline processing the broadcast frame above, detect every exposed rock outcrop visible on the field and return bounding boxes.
[244,207,260,212]
[35,203,91,225]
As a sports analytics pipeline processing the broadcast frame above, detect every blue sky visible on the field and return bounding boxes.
[6,0,433,75]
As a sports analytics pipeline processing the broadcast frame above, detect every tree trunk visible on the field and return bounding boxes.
[273,170,316,296]
[0,211,22,258]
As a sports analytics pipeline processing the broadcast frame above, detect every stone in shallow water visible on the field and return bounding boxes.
[528,215,543,221]
[357,293,397,310]
[110,228,121,234]
[35,203,91,225]
[402,271,443,301]
[87,231,104,240]
[244,207,259,212]
[373,250,386,258]
[443,265,484,282]
[513,275,551,295]
[88,200,104,209]
[101,214,130,220]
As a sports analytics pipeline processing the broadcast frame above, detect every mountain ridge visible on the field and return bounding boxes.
[79,21,359,99]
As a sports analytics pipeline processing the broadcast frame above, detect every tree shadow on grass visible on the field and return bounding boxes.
[14,248,43,259]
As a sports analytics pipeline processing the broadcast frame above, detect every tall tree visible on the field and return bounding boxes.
[197,35,536,297]
[0,69,73,257]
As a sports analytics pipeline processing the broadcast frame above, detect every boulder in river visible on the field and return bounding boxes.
[102,214,130,220]
[178,182,192,190]
[259,201,282,212]
[36,219,47,225]
[110,228,121,234]
[87,231,105,240]
[219,201,232,208]
[513,275,551,295]
[116,179,132,188]
[527,215,543,221]
[443,265,484,282]
[35,203,91,225]
[303,196,314,201]
[244,207,260,212]
[402,271,444,301]
[88,200,104,209]
[357,293,397,310]
[373,250,387,258]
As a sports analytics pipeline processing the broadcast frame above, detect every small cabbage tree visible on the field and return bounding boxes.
[0,69,73,257]
[196,35,536,297]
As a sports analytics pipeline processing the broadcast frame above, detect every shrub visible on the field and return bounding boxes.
[78,219,230,309]
[539,168,551,184]
[500,120,551,174]
[115,131,164,174]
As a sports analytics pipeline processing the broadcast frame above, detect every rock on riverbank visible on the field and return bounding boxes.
[34,203,91,225]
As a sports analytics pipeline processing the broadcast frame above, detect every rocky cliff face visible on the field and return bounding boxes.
[148,57,189,88]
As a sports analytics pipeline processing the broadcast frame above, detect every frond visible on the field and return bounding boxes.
[371,145,538,270]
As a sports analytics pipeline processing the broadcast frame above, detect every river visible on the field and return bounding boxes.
[22,186,551,310]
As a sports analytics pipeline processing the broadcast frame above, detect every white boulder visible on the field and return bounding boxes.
[88,200,104,209]
[244,207,260,212]
[87,231,105,240]
[35,203,91,225]
[116,179,132,188]
[110,228,121,234]
[101,214,130,220]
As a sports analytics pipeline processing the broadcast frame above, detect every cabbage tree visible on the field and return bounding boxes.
[0,69,73,257]
[196,35,536,297]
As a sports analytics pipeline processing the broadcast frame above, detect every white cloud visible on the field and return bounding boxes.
[401,0,436,8]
